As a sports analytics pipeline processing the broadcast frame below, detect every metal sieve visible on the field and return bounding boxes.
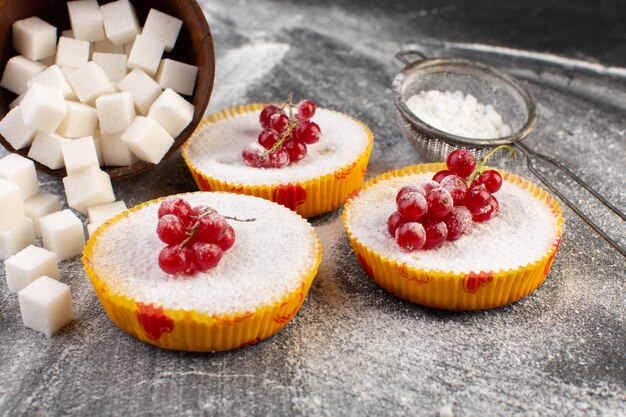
[391,50,625,258]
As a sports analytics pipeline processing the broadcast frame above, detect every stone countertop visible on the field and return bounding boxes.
[1,1,624,416]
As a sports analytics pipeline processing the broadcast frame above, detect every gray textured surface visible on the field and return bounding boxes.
[1,1,625,416]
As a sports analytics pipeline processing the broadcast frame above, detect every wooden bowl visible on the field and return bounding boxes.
[0,0,214,180]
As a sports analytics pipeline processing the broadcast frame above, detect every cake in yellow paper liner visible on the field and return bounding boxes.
[181,104,373,218]
[82,192,322,352]
[342,163,564,311]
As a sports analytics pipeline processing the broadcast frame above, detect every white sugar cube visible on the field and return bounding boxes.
[142,9,182,53]
[0,55,46,95]
[24,192,61,237]
[93,38,124,54]
[5,245,59,293]
[20,82,67,134]
[92,130,104,165]
[0,217,35,260]
[121,116,173,164]
[55,36,90,69]
[0,179,24,229]
[0,107,37,150]
[95,92,135,134]
[18,276,73,336]
[63,166,115,214]
[148,89,194,137]
[62,135,100,175]
[67,0,105,42]
[123,41,133,56]
[92,52,127,82]
[101,0,141,46]
[40,209,85,260]
[57,101,98,138]
[127,34,164,76]
[27,65,76,100]
[12,17,57,61]
[28,131,70,170]
[39,55,56,66]
[117,68,162,115]
[101,131,138,166]
[155,59,197,96]
[88,200,127,225]
[66,62,115,105]
[0,153,39,200]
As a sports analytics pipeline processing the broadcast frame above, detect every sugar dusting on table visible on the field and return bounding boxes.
[90,193,318,315]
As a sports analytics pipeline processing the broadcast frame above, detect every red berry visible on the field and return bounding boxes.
[242,143,269,168]
[217,224,236,251]
[158,197,192,221]
[158,245,190,275]
[260,105,282,130]
[425,188,454,220]
[397,192,428,221]
[396,185,422,203]
[439,174,469,205]
[258,129,279,150]
[444,206,472,240]
[416,180,440,196]
[270,113,290,134]
[197,213,227,243]
[387,211,408,236]
[268,147,290,168]
[446,149,476,178]
[295,120,321,144]
[157,214,187,244]
[422,219,448,249]
[395,222,426,251]
[472,195,499,222]
[472,170,502,193]
[284,139,307,162]
[465,185,492,214]
[191,205,216,218]
[190,242,223,271]
[432,169,454,183]
[297,99,316,120]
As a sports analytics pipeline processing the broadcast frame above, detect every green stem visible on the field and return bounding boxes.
[264,92,297,157]
[179,209,256,247]
[466,145,516,187]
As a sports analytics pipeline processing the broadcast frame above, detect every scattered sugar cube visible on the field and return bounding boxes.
[95,92,135,134]
[28,131,70,170]
[55,36,90,69]
[24,192,61,237]
[101,0,141,46]
[0,55,47,95]
[118,68,162,115]
[92,38,124,54]
[92,130,104,166]
[148,89,194,137]
[63,166,115,213]
[0,107,37,150]
[0,179,25,230]
[12,17,57,61]
[88,200,127,225]
[62,135,100,175]
[40,209,86,260]
[142,9,182,53]
[5,245,59,293]
[0,217,35,260]
[18,276,73,336]
[0,153,39,200]
[92,52,127,82]
[57,101,98,138]
[155,59,197,96]
[27,65,76,100]
[121,116,173,164]
[20,82,67,134]
[127,34,164,76]
[66,61,115,105]
[67,0,105,42]
[101,131,138,166]
[9,93,25,109]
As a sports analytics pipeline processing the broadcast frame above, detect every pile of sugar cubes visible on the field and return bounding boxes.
[0,0,198,171]
[0,152,127,336]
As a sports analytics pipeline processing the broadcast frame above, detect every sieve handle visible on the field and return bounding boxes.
[395,50,428,66]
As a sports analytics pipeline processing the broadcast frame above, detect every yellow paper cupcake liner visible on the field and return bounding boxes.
[82,193,322,352]
[343,163,564,311]
[181,104,374,218]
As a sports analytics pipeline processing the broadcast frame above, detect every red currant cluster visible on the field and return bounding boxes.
[156,197,236,275]
[388,146,512,252]
[242,94,321,168]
